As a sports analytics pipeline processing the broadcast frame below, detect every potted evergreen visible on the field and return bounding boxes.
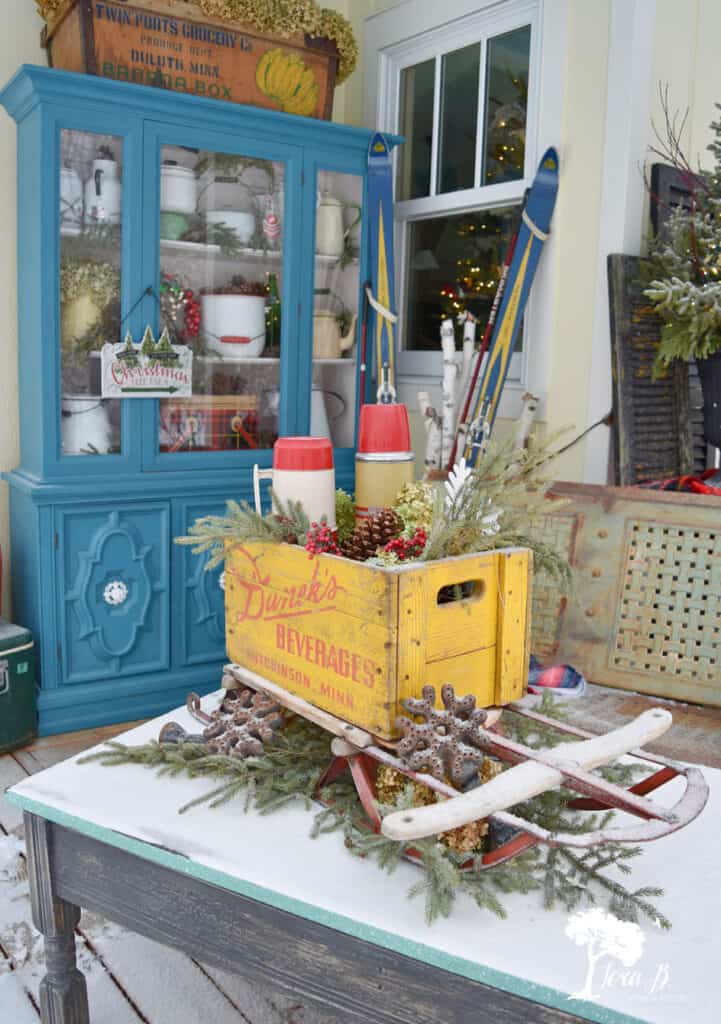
[644,105,721,446]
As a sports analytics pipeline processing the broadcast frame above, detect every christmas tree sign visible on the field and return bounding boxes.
[101,326,193,398]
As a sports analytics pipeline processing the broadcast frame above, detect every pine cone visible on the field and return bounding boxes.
[341,508,402,561]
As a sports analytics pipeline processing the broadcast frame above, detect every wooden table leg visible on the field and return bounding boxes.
[24,813,90,1024]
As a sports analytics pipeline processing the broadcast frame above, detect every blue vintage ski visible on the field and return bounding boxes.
[463,147,559,464]
[367,132,398,403]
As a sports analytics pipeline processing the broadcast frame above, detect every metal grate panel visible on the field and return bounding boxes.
[530,514,578,659]
[612,519,720,682]
[528,483,721,706]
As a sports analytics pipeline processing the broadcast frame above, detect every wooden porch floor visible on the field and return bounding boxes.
[1,685,719,1022]
[0,720,319,1024]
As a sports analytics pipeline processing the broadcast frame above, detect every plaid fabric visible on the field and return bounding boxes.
[159,402,259,451]
[642,469,721,496]
[527,654,586,696]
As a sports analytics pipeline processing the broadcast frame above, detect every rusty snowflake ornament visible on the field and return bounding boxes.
[395,684,489,787]
[202,688,285,756]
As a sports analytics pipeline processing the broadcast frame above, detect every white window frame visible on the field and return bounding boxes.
[365,0,568,421]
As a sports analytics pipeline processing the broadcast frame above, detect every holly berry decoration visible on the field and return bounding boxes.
[383,527,427,561]
[304,521,341,557]
[184,289,201,338]
[160,273,200,341]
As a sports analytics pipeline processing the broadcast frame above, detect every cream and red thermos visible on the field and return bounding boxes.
[355,404,414,521]
[254,437,336,527]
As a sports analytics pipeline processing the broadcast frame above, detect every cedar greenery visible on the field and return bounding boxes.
[174,492,311,570]
[422,431,573,592]
[334,488,356,545]
[81,693,668,929]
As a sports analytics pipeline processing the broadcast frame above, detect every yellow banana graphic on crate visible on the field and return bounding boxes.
[256,49,320,117]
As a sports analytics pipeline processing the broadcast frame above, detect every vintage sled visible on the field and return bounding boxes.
[180,664,709,869]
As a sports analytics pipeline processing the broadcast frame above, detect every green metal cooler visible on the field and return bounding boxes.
[0,617,36,753]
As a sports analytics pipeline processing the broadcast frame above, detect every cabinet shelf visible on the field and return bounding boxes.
[159,237,358,265]
[196,353,279,365]
[194,355,357,366]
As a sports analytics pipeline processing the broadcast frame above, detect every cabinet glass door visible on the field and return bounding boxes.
[59,129,123,456]
[312,170,362,447]
[157,145,285,454]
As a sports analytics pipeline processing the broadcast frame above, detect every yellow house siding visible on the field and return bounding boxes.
[0,1,45,617]
[650,0,721,168]
[541,1,610,481]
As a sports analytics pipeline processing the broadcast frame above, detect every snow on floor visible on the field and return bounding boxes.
[0,825,338,1023]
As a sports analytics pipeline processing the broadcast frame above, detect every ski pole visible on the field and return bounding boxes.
[359,279,370,402]
[446,194,527,470]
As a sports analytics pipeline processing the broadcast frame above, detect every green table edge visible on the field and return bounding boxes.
[6,789,651,1024]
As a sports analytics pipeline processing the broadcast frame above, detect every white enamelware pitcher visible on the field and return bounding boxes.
[253,437,335,528]
[315,191,361,259]
[85,149,121,225]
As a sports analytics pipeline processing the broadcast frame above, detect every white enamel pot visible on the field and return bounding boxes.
[201,294,266,358]
[160,163,197,214]
[61,396,112,455]
[205,209,256,245]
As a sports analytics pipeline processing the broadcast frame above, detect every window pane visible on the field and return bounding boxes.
[404,205,519,351]
[483,26,530,185]
[437,44,480,194]
[60,130,122,456]
[397,59,435,200]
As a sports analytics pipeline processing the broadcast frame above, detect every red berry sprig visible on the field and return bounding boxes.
[184,290,201,338]
[304,521,341,558]
[383,527,427,561]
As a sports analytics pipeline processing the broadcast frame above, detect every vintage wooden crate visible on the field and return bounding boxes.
[225,543,532,740]
[42,0,339,118]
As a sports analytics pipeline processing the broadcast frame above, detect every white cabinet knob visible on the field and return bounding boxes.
[103,580,129,606]
[219,571,226,592]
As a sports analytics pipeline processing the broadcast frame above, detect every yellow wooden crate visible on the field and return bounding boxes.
[225,543,532,740]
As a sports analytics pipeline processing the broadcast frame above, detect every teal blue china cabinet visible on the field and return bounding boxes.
[1,65,389,735]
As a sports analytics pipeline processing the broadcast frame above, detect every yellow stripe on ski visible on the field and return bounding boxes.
[375,206,394,387]
[463,235,533,459]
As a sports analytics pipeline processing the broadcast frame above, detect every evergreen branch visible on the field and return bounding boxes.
[80,709,671,929]
[559,847,671,930]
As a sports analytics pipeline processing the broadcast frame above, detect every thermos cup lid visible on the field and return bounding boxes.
[357,403,412,454]
[273,437,334,470]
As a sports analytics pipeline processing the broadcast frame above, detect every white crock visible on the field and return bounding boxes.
[61,396,112,455]
[160,164,197,214]
[201,294,266,358]
[205,209,256,245]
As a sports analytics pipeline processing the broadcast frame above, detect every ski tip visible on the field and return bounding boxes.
[369,132,390,159]
[538,146,559,174]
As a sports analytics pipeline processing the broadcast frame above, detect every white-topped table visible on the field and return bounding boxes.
[6,693,720,1024]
